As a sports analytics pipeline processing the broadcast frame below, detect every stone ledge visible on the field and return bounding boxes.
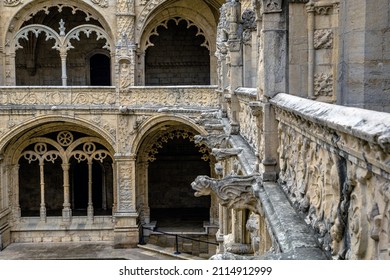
[271,93,390,145]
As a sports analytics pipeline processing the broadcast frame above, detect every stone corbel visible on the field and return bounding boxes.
[194,134,230,149]
[191,174,262,214]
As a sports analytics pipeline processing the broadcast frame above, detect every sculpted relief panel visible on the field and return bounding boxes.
[276,108,390,259]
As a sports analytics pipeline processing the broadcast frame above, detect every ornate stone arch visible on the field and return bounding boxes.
[131,114,208,156]
[0,115,116,156]
[3,120,116,224]
[132,114,212,225]
[136,4,218,85]
[3,0,115,86]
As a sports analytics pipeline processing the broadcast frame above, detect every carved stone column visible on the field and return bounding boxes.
[113,154,139,248]
[306,1,315,99]
[62,163,72,223]
[11,164,21,221]
[39,161,46,222]
[116,0,136,88]
[87,161,94,221]
[226,0,243,135]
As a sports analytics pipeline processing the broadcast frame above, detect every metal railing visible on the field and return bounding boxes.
[139,224,218,255]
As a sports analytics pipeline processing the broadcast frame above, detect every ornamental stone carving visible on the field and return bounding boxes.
[314,73,333,97]
[194,134,230,149]
[91,0,108,8]
[242,9,257,44]
[314,29,333,49]
[246,213,261,255]
[211,148,242,161]
[263,0,282,13]
[4,0,22,7]
[191,174,262,213]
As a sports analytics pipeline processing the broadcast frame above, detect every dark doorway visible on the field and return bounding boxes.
[90,53,111,86]
[148,137,211,228]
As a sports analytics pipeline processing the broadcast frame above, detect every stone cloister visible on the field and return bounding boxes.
[1,0,390,260]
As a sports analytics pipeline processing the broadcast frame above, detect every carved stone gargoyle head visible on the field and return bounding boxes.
[191,174,262,213]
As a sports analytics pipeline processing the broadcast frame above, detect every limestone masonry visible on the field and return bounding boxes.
[0,0,389,260]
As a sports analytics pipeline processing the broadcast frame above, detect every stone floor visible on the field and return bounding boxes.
[0,242,178,260]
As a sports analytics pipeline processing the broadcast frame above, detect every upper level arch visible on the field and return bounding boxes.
[131,114,208,157]
[4,0,115,86]
[137,2,220,85]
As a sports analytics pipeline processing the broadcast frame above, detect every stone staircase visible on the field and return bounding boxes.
[141,221,218,259]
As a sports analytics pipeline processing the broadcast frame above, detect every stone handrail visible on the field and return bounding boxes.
[271,93,390,260]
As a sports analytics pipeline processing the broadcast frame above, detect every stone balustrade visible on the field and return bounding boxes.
[271,93,390,260]
[0,86,220,109]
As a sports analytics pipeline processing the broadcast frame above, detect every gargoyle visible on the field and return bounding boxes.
[191,174,262,213]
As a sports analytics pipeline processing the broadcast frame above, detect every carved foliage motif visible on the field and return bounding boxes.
[275,107,390,259]
[263,0,282,13]
[314,29,333,49]
[136,0,165,36]
[118,164,133,211]
[91,0,108,8]
[239,99,260,153]
[242,9,257,43]
[145,129,210,162]
[0,89,116,106]
[119,88,219,108]
[314,73,333,97]
[4,0,22,6]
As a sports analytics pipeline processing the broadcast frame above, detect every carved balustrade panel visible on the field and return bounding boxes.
[0,87,116,106]
[119,86,220,108]
[235,88,261,153]
[272,93,390,260]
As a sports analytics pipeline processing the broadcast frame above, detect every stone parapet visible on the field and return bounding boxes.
[271,93,390,260]
[0,86,219,109]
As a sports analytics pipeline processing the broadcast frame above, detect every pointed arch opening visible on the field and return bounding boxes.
[13,5,112,86]
[136,123,214,232]
[145,18,211,86]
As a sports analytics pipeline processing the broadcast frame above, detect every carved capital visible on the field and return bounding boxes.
[191,174,262,213]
